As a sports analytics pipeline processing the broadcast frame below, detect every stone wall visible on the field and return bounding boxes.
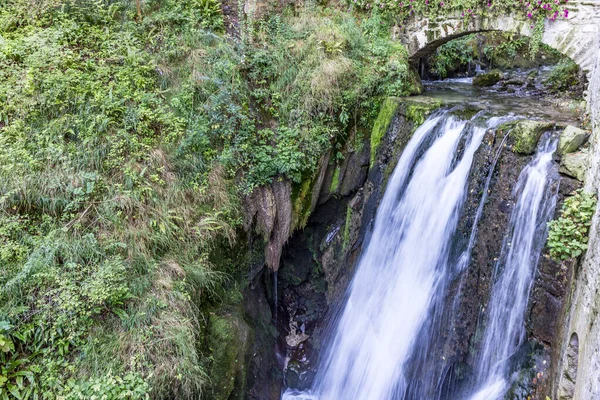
[553,40,600,400]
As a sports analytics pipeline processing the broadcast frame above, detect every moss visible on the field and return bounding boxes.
[405,98,444,126]
[370,97,401,168]
[499,120,555,154]
[207,312,250,400]
[473,69,503,87]
[342,204,353,251]
[291,175,315,231]
[329,166,341,194]
[450,106,482,120]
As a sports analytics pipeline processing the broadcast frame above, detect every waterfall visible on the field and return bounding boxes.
[403,121,512,400]
[283,111,490,400]
[469,135,559,400]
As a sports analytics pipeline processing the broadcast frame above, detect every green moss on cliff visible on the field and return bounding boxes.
[342,204,354,251]
[207,311,250,400]
[292,175,316,232]
[330,167,341,195]
[370,98,401,167]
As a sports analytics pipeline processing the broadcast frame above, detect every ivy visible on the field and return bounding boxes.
[547,190,598,261]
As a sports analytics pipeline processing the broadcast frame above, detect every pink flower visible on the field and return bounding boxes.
[564,9,569,17]
[527,12,532,17]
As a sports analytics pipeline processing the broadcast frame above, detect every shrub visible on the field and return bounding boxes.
[547,190,598,260]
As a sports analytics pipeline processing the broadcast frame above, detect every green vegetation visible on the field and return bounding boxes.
[428,32,563,79]
[544,59,584,98]
[429,35,478,79]
[548,190,598,260]
[0,0,420,397]
[370,97,401,167]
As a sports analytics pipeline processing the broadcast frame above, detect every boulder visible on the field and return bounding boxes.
[501,120,555,155]
[473,69,503,87]
[558,125,589,154]
[560,150,588,181]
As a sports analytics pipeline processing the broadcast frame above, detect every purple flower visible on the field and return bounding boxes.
[527,12,532,17]
[564,9,569,17]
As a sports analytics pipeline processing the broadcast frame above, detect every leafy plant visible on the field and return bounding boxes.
[429,34,476,78]
[0,322,36,400]
[547,190,598,260]
[544,59,583,97]
[193,0,224,31]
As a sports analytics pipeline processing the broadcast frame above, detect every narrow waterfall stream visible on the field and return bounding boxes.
[469,136,559,400]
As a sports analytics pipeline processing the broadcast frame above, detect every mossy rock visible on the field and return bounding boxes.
[473,69,503,87]
[405,97,444,126]
[291,175,315,232]
[499,120,555,155]
[560,151,588,181]
[207,312,251,400]
[370,97,401,167]
[406,66,424,95]
[558,125,589,155]
[449,106,483,120]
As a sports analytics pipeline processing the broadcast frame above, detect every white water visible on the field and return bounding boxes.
[283,113,489,400]
[469,135,558,400]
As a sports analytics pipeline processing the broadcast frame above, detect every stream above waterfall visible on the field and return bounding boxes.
[278,77,583,400]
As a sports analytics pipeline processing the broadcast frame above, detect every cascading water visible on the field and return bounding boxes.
[469,135,559,400]
[283,111,493,400]
[403,123,512,400]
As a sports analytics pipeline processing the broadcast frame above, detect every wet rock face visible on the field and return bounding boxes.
[439,130,532,388]
[243,276,281,400]
[207,312,251,400]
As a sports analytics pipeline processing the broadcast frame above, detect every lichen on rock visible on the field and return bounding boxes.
[560,150,589,182]
[558,125,589,155]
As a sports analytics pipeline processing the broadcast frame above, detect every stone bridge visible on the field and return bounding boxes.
[400,0,600,78]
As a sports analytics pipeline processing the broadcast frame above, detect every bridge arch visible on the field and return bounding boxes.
[400,1,600,79]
